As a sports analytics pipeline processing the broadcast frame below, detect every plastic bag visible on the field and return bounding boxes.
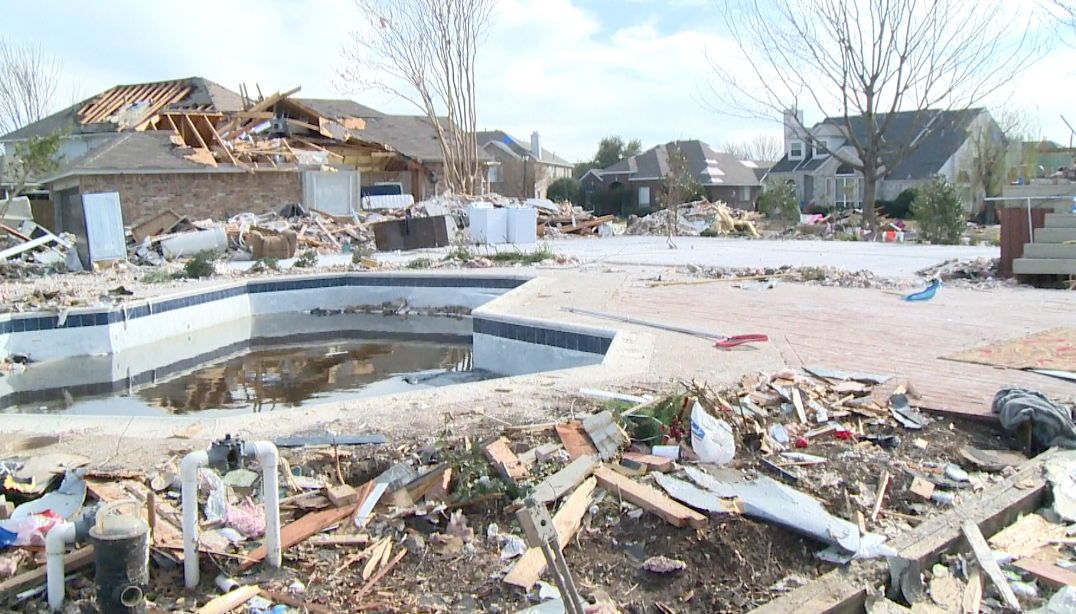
[0,510,63,548]
[690,401,735,465]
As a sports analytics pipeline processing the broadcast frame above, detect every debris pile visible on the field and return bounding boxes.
[0,197,80,278]
[916,257,1000,282]
[625,200,761,238]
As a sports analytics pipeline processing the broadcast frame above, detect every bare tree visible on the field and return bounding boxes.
[661,141,693,249]
[0,38,62,135]
[706,0,1046,230]
[336,0,497,195]
[723,133,784,161]
[961,105,1041,215]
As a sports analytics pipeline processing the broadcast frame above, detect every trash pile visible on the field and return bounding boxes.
[783,209,915,242]
[3,372,1073,612]
[625,200,761,238]
[670,264,909,290]
[917,257,1001,282]
[0,197,81,278]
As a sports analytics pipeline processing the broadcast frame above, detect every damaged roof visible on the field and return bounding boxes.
[1,77,244,142]
[476,130,573,167]
[347,114,492,163]
[45,132,245,181]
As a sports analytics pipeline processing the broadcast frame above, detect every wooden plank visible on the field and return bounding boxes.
[314,216,342,249]
[504,477,596,590]
[746,450,1051,614]
[196,584,260,614]
[870,470,891,521]
[260,590,337,614]
[555,421,598,460]
[962,568,982,614]
[558,215,616,234]
[622,453,674,473]
[183,113,209,149]
[204,116,241,167]
[133,86,193,131]
[1012,558,1076,589]
[327,484,359,507]
[962,520,1022,611]
[593,466,706,529]
[307,534,370,547]
[0,546,95,602]
[530,455,598,505]
[238,503,358,571]
[482,437,529,481]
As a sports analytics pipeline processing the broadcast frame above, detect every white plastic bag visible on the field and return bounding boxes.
[690,401,735,465]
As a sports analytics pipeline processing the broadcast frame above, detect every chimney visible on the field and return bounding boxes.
[530,131,541,159]
[783,108,805,154]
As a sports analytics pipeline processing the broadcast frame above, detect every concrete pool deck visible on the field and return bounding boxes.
[4,238,1069,468]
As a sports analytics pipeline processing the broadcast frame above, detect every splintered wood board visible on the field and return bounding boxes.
[504,478,597,589]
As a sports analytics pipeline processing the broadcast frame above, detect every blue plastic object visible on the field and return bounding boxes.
[903,280,940,302]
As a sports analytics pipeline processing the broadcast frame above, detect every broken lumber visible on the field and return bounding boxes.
[327,484,359,507]
[622,453,674,473]
[558,215,615,234]
[483,437,529,480]
[239,504,358,571]
[504,478,597,590]
[196,584,261,614]
[308,534,371,547]
[1012,558,1076,589]
[962,568,982,614]
[0,546,94,602]
[962,520,1021,611]
[871,470,891,521]
[530,455,598,505]
[593,466,706,529]
[555,421,598,460]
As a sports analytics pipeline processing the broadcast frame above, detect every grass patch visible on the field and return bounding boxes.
[487,244,554,264]
[293,250,318,268]
[249,257,280,273]
[407,257,434,269]
[141,269,182,284]
[182,251,216,279]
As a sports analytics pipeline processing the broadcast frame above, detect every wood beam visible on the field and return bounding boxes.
[216,86,301,136]
[204,116,241,167]
[134,86,192,131]
[183,114,209,150]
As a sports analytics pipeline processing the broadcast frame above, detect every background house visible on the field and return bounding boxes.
[767,108,996,212]
[477,130,573,199]
[0,78,434,231]
[581,140,762,214]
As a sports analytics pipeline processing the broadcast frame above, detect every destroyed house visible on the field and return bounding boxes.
[0,78,450,231]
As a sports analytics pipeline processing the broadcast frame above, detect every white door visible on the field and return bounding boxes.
[81,192,127,262]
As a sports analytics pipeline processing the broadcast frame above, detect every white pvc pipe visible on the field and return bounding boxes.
[180,450,209,589]
[245,441,282,569]
[45,522,76,610]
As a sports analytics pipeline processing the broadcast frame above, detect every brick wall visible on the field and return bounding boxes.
[78,171,302,224]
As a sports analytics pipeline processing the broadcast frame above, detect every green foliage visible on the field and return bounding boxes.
[756,180,800,220]
[8,131,65,196]
[575,135,643,178]
[407,256,433,269]
[350,245,374,265]
[878,188,918,219]
[447,233,479,262]
[487,244,553,264]
[911,176,966,245]
[546,177,584,204]
[684,181,707,203]
[622,395,687,445]
[249,257,280,273]
[293,250,318,268]
[591,184,630,217]
[661,141,694,210]
[141,269,183,284]
[182,251,216,279]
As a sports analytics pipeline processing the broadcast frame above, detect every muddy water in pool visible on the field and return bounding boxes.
[1,315,487,417]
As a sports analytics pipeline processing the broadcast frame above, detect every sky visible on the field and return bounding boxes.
[2,0,1073,163]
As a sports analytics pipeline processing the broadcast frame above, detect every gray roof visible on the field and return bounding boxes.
[47,132,241,179]
[770,108,985,178]
[293,98,385,119]
[1,77,244,142]
[349,114,491,162]
[476,130,572,167]
[599,140,761,186]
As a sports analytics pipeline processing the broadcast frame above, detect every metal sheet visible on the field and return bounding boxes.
[80,192,127,262]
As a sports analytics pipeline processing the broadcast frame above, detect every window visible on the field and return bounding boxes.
[789,141,804,160]
[638,186,651,207]
[827,164,861,209]
[740,186,751,201]
[488,165,501,183]
[813,139,829,158]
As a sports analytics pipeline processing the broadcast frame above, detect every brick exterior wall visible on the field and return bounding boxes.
[77,171,302,224]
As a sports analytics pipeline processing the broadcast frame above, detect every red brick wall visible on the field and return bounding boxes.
[78,172,302,225]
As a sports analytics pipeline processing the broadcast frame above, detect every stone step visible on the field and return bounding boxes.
[1023,243,1076,259]
[1045,213,1076,228]
[1033,227,1076,243]
[1013,258,1076,275]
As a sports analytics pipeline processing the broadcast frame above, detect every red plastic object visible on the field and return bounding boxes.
[714,334,770,349]
[794,437,809,448]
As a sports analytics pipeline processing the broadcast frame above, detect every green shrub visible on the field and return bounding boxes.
[142,269,182,283]
[249,258,280,273]
[546,177,584,205]
[911,176,966,244]
[756,180,800,221]
[488,244,554,264]
[407,257,433,269]
[182,251,216,279]
[293,250,318,268]
[880,188,918,219]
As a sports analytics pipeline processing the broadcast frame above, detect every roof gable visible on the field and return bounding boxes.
[597,139,760,186]
[475,130,572,167]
